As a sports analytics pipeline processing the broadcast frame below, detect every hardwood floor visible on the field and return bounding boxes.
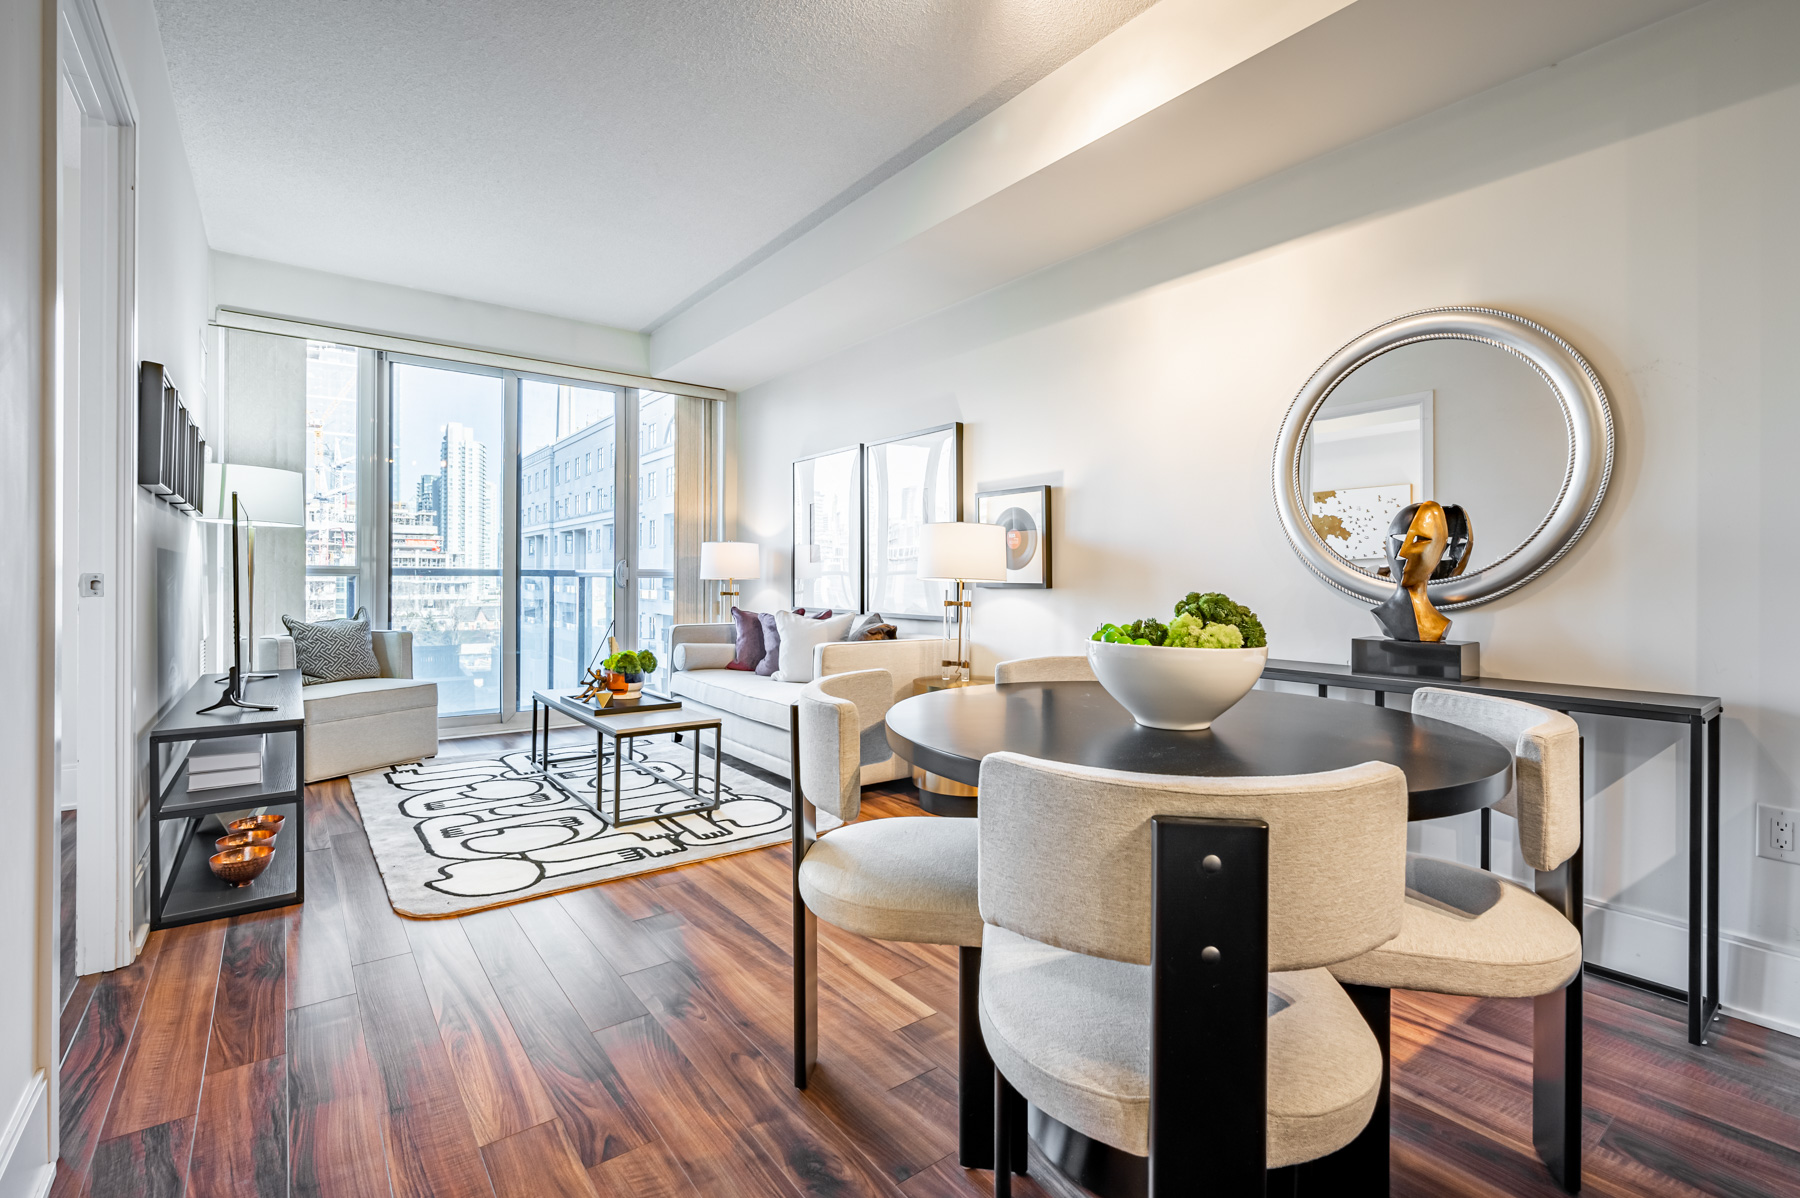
[53,736,1800,1197]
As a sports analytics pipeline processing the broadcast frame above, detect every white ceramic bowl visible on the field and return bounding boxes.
[1086,640,1269,730]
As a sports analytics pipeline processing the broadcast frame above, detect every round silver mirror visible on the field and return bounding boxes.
[1273,307,1613,609]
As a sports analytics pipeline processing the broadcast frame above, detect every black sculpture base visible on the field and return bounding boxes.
[1351,636,1481,681]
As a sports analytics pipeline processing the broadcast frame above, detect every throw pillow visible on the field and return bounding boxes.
[282,606,380,686]
[847,612,892,641]
[755,608,832,676]
[727,607,764,671]
[772,611,855,683]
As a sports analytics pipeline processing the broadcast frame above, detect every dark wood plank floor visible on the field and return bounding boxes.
[52,733,1800,1197]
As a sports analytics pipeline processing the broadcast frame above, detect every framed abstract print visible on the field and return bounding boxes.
[977,485,1050,588]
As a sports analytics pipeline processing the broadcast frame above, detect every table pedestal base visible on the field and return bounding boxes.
[1028,1106,1145,1198]
[911,766,978,818]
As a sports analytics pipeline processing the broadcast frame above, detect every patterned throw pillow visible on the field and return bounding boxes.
[282,606,381,685]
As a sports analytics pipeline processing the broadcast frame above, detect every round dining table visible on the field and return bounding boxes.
[882,680,1515,1198]
[886,681,1513,820]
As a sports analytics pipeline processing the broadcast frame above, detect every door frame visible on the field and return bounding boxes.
[59,0,141,976]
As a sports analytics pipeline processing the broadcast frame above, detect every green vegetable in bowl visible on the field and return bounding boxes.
[1165,613,1245,649]
[1173,592,1267,648]
[1091,623,1152,645]
[1121,617,1168,647]
[603,649,659,675]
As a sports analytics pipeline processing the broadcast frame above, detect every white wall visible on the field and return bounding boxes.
[103,0,216,934]
[0,0,55,1189]
[213,251,649,378]
[736,0,1800,1032]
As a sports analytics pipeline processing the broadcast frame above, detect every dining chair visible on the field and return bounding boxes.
[993,655,1095,683]
[790,669,993,1165]
[977,752,1409,1196]
[1330,688,1584,1192]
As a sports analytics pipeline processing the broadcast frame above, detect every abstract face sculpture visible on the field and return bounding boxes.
[1369,501,1472,643]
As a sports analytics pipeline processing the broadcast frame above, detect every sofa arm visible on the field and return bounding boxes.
[372,630,413,679]
[256,635,297,672]
[817,637,945,705]
[671,622,735,670]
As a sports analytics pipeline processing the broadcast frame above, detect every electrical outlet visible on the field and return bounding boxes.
[1758,804,1800,864]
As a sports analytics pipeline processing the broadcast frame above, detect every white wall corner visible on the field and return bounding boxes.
[0,1072,50,1198]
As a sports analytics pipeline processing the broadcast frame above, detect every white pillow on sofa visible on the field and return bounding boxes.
[674,642,737,671]
[772,611,854,683]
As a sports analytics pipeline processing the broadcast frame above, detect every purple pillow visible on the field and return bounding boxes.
[727,607,763,671]
[755,612,782,675]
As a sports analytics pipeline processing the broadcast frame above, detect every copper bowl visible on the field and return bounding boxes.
[215,829,276,853]
[209,845,273,887]
[227,813,285,837]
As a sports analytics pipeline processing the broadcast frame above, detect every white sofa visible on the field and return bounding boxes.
[667,622,941,781]
[258,630,439,783]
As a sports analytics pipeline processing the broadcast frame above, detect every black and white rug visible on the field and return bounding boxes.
[348,745,791,918]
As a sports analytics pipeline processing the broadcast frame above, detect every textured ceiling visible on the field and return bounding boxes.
[156,0,1157,332]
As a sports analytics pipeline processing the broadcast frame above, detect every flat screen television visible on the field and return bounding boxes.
[200,491,277,713]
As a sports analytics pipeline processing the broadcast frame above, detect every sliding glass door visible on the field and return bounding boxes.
[388,360,505,716]
[518,378,622,704]
[372,350,716,727]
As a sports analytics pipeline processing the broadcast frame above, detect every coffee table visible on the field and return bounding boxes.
[528,688,724,829]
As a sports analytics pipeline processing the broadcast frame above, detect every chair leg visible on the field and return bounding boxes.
[995,1068,1014,1198]
[793,901,817,1088]
[1534,972,1582,1193]
[957,947,994,1168]
[1297,984,1390,1192]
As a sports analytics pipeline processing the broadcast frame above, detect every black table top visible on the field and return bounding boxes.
[1263,659,1721,722]
[150,670,305,741]
[885,682,1514,821]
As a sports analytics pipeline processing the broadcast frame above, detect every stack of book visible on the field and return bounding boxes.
[188,735,264,791]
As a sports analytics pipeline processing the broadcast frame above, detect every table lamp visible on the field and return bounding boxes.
[916,521,1006,684]
[700,541,761,619]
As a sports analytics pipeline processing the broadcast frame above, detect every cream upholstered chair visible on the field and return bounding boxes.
[791,669,992,1165]
[993,655,1095,684]
[978,752,1409,1195]
[1331,688,1584,1192]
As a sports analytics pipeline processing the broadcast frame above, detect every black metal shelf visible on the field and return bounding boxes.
[157,802,300,928]
[158,733,298,818]
[147,670,307,929]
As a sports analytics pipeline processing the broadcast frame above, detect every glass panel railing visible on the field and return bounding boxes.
[391,568,503,714]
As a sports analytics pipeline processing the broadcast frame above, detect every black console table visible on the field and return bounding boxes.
[1262,659,1722,1045]
[148,670,307,929]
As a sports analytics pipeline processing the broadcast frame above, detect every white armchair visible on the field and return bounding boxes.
[258,630,439,783]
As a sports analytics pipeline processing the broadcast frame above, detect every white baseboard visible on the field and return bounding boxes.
[1585,900,1800,1039]
[0,1072,50,1198]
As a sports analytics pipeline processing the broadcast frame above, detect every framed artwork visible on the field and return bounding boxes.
[863,423,962,618]
[792,445,862,611]
[977,485,1050,588]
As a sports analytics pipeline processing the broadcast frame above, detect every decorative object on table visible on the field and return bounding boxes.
[701,541,761,620]
[208,845,274,887]
[572,669,615,706]
[865,423,962,618]
[976,485,1051,588]
[215,829,277,853]
[1088,591,1269,730]
[1274,307,1612,609]
[917,521,1006,684]
[1350,636,1481,680]
[185,734,265,791]
[1368,500,1472,642]
[347,746,791,917]
[137,361,208,514]
[281,606,381,685]
[601,649,657,696]
[793,445,863,611]
[771,611,856,683]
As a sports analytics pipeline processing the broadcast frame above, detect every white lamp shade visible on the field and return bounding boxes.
[916,521,1007,582]
[203,463,304,527]
[700,540,761,580]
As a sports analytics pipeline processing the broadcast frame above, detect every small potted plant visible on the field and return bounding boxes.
[602,649,658,697]
[1088,592,1269,730]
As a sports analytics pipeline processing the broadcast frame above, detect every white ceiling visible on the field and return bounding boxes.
[155,0,1156,333]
